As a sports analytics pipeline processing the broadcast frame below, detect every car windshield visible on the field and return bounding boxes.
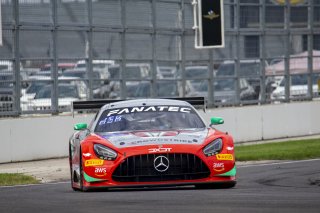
[62,71,86,78]
[94,105,205,132]
[291,75,308,85]
[35,85,78,99]
[77,63,109,69]
[26,82,47,94]
[198,79,235,92]
[217,62,260,76]
[215,79,235,91]
[134,82,177,97]
[126,84,140,97]
[62,71,100,88]
[185,68,208,78]
[158,82,177,96]
[108,67,143,80]
[279,74,318,86]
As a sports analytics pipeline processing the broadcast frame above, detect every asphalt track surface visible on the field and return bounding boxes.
[0,159,319,213]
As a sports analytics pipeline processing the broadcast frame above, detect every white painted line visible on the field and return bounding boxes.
[237,158,320,168]
[0,181,69,189]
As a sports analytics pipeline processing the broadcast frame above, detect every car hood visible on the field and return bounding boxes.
[20,93,36,102]
[96,128,209,148]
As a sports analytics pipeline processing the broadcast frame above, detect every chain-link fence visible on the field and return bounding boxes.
[0,0,319,116]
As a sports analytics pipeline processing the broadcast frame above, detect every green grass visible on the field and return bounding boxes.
[235,138,320,161]
[0,173,39,186]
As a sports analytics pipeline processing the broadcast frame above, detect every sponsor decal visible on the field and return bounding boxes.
[83,153,91,158]
[106,106,191,117]
[216,154,233,161]
[148,147,172,153]
[213,163,225,172]
[128,138,195,145]
[85,159,104,167]
[94,167,107,177]
[226,146,234,151]
[99,115,122,126]
[98,129,208,148]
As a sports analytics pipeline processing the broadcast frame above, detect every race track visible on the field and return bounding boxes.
[0,159,319,213]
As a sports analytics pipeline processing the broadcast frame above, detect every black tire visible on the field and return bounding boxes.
[195,181,236,189]
[79,147,85,191]
[69,144,78,191]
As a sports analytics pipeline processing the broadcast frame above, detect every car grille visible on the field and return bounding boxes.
[0,95,13,111]
[112,153,210,182]
[0,96,13,101]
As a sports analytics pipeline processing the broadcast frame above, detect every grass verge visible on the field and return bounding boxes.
[235,138,320,161]
[0,173,39,186]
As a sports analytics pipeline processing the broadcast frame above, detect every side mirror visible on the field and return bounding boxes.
[210,117,224,126]
[74,123,88,130]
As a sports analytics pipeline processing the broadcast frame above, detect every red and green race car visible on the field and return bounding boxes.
[69,98,236,191]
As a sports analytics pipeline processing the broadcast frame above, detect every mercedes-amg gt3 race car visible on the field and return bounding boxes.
[69,98,236,191]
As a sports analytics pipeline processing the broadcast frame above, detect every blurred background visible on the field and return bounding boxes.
[0,0,319,117]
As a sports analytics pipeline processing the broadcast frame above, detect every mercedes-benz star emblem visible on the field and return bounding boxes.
[153,156,169,172]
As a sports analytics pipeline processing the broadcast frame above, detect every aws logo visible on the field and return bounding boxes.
[213,163,225,172]
[94,167,107,177]
[271,0,306,5]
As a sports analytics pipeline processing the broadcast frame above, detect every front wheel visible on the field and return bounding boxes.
[69,144,78,191]
[78,148,85,191]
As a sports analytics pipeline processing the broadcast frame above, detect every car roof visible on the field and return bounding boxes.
[76,60,114,64]
[108,63,150,68]
[101,98,192,111]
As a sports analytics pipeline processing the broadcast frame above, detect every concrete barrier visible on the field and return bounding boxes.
[199,101,320,142]
[1,101,319,163]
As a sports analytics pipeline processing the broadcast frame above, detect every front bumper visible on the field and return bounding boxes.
[82,178,237,191]
[79,150,236,189]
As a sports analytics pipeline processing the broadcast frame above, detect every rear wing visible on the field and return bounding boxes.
[71,97,206,117]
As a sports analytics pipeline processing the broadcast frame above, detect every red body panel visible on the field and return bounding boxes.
[71,128,236,190]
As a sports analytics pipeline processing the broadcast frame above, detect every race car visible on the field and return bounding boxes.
[69,97,236,191]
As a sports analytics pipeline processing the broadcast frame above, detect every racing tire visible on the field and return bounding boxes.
[195,181,236,189]
[78,147,85,192]
[69,144,79,191]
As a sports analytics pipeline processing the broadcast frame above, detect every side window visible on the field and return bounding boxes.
[89,112,99,129]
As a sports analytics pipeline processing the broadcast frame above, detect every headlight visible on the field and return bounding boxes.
[93,144,117,160]
[203,138,223,157]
